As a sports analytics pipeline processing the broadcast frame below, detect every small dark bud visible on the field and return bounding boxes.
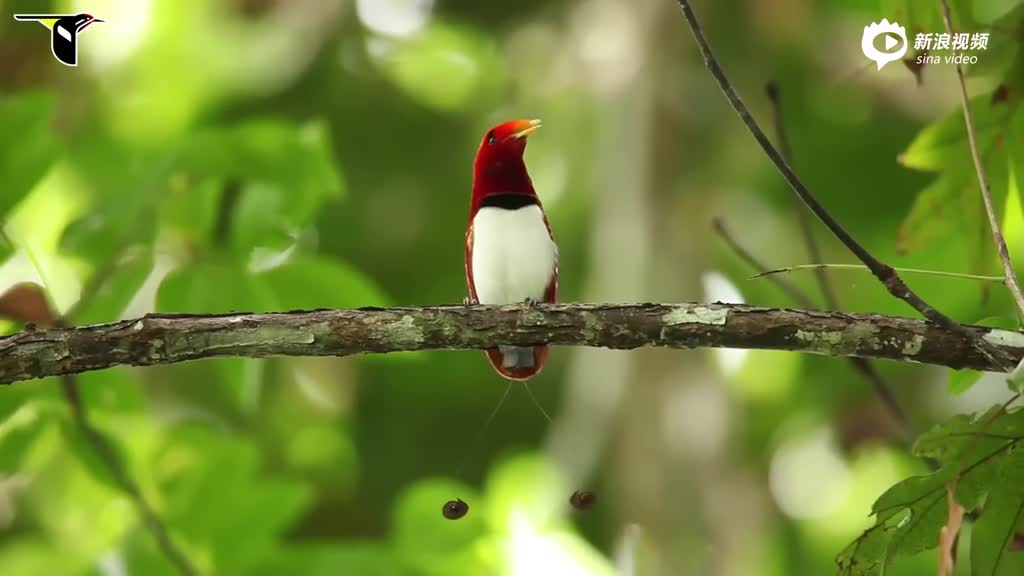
[442,498,469,519]
[764,81,779,101]
[569,490,596,510]
[992,84,1010,105]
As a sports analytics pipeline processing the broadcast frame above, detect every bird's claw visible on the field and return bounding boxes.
[462,296,473,306]
[524,297,539,308]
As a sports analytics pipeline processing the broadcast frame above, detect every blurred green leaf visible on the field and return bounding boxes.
[973,0,1022,23]
[0,91,60,222]
[899,94,1016,173]
[60,137,168,263]
[896,172,963,254]
[160,176,224,250]
[255,544,403,576]
[157,258,277,313]
[71,247,155,326]
[259,255,391,309]
[879,0,942,33]
[284,423,360,493]
[158,425,312,574]
[378,22,504,112]
[178,119,343,253]
[0,400,62,471]
[948,368,985,394]
[897,103,1012,272]
[60,417,129,494]
[392,478,490,575]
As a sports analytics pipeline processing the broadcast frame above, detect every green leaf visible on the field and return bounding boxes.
[836,522,889,576]
[971,483,1024,575]
[71,247,155,326]
[59,418,128,494]
[974,0,1023,23]
[898,93,1016,173]
[259,255,391,310]
[159,176,223,249]
[392,479,490,576]
[0,91,60,222]
[255,544,403,576]
[897,108,1012,269]
[838,407,1024,573]
[60,137,167,263]
[896,172,964,254]
[379,23,504,112]
[879,0,943,35]
[949,369,985,394]
[156,258,277,313]
[158,425,312,574]
[178,119,343,253]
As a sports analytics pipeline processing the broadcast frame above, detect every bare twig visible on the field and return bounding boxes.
[754,263,1004,283]
[765,81,838,308]
[0,304,1023,385]
[59,374,199,576]
[712,218,815,308]
[15,246,199,575]
[938,0,1024,320]
[671,0,962,331]
[714,219,914,439]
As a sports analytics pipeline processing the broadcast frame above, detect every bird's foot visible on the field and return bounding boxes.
[523,297,539,308]
[462,296,474,306]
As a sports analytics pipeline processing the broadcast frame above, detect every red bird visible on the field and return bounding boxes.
[465,119,558,381]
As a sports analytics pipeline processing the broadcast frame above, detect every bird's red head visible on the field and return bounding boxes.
[471,119,541,215]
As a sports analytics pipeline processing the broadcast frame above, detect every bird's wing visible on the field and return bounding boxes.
[464,224,478,304]
[542,212,558,303]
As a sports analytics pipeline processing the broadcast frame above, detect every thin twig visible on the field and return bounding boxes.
[765,81,837,308]
[672,0,1014,372]
[938,0,1024,320]
[714,219,913,439]
[22,245,200,575]
[59,374,199,576]
[712,218,815,308]
[754,263,1005,283]
[672,0,958,330]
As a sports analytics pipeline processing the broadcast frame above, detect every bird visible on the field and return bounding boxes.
[464,119,558,381]
[14,13,103,66]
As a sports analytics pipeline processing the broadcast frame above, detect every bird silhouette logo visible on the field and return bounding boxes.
[13,13,104,67]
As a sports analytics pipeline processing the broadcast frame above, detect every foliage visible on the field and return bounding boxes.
[838,406,1024,575]
[2,0,1024,575]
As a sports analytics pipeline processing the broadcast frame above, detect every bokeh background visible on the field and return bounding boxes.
[1,0,1022,574]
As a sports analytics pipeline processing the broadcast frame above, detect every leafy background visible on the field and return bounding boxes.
[1,0,1023,574]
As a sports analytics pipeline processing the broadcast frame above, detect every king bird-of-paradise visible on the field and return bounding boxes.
[465,119,558,381]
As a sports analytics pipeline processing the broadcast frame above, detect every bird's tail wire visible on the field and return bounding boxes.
[453,381,513,478]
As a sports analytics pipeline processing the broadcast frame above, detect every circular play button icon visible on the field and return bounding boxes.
[862,19,908,69]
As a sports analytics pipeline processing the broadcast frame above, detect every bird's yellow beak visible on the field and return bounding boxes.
[508,119,542,141]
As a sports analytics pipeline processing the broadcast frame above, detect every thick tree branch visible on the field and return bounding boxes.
[0,304,1023,385]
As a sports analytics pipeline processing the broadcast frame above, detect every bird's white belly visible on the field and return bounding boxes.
[471,205,556,305]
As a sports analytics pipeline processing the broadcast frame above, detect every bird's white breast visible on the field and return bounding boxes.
[471,205,557,305]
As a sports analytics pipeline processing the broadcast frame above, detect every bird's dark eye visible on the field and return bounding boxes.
[486,131,496,146]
